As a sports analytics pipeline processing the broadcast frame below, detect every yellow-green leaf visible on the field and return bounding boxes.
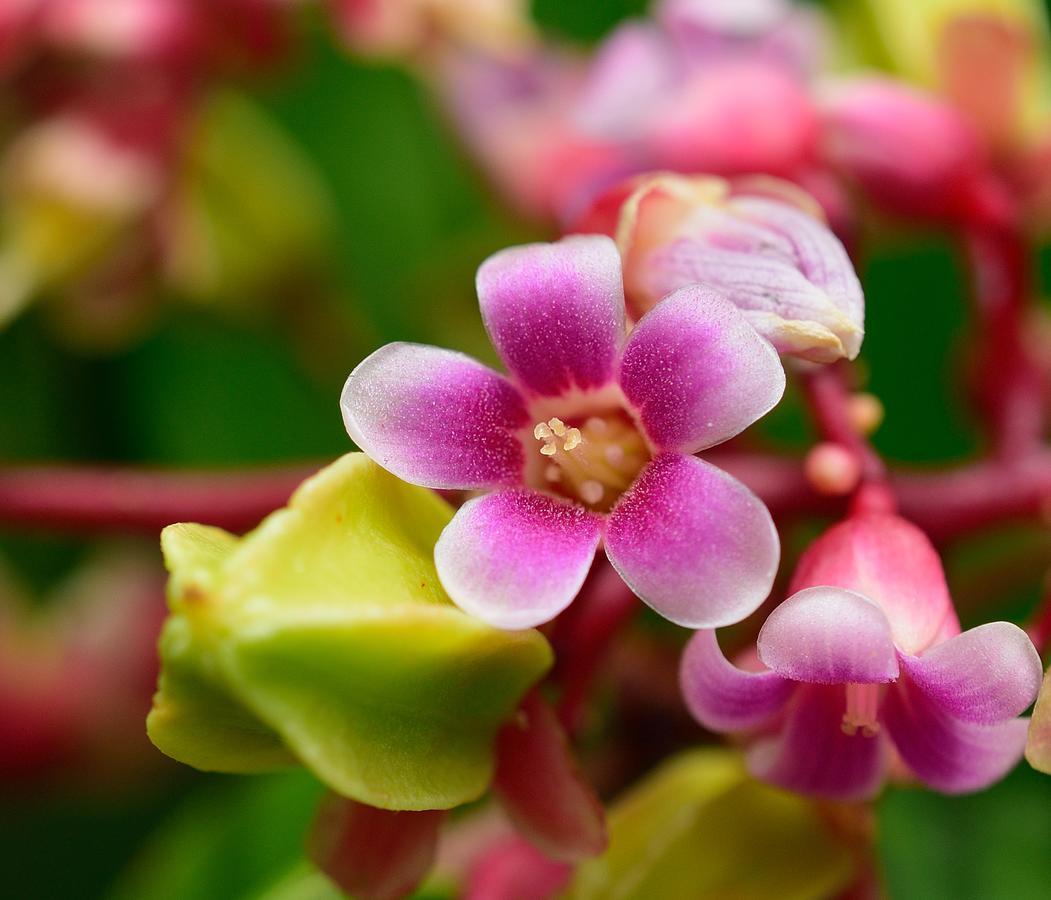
[147,454,553,810]
[566,749,857,900]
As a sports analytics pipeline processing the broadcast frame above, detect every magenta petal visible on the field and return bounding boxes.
[680,630,795,732]
[605,454,779,628]
[341,343,528,490]
[757,587,899,685]
[618,285,785,453]
[434,490,601,630]
[883,674,1030,794]
[748,684,886,801]
[476,235,626,397]
[899,623,1042,724]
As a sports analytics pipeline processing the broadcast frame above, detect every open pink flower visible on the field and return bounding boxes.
[341,235,784,630]
[681,512,1043,800]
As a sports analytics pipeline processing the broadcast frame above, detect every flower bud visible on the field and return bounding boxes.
[604,172,863,362]
[147,454,552,811]
[647,60,818,177]
[819,78,985,220]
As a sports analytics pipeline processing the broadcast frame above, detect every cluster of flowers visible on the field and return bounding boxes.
[148,169,1045,896]
[438,0,1051,235]
[340,187,1042,803]
[139,0,1051,895]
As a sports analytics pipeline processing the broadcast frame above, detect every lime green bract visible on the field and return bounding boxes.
[148,454,553,810]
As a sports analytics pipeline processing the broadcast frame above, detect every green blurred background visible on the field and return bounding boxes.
[3,3,1051,898]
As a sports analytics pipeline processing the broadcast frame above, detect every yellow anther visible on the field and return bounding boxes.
[548,417,567,438]
[563,427,582,451]
[534,422,553,441]
[540,443,557,457]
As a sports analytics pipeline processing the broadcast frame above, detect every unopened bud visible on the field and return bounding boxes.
[804,442,861,496]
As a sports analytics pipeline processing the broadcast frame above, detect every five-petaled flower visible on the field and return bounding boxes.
[341,235,785,630]
[681,512,1043,800]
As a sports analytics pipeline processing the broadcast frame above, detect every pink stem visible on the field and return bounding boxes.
[0,464,319,533]
[961,179,1044,460]
[799,364,894,515]
[710,451,1051,543]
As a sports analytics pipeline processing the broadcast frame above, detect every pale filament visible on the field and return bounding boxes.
[842,683,881,738]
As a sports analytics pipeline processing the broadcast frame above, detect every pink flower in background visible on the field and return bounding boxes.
[341,235,784,630]
[681,512,1043,800]
[437,0,828,225]
[819,78,986,221]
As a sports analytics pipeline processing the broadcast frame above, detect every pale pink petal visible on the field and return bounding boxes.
[476,236,626,397]
[493,692,607,861]
[573,22,675,141]
[680,629,795,732]
[900,623,1042,724]
[747,684,887,801]
[788,513,958,655]
[618,286,785,454]
[883,674,1030,794]
[639,198,863,362]
[604,453,779,629]
[435,489,601,630]
[757,586,899,685]
[341,343,528,490]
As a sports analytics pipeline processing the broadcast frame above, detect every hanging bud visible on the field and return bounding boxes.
[595,172,863,362]
[819,78,985,221]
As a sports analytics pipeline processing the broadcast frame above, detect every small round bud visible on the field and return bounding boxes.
[848,392,884,436]
[804,442,861,496]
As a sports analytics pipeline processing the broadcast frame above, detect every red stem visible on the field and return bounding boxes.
[3,454,1049,545]
[1026,577,1051,657]
[710,450,1051,543]
[799,364,894,515]
[0,464,318,533]
[961,180,1044,460]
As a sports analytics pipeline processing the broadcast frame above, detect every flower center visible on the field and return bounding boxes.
[841,683,881,738]
[529,411,649,512]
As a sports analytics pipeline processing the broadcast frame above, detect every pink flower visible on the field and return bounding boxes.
[819,78,985,221]
[341,235,785,630]
[681,512,1043,800]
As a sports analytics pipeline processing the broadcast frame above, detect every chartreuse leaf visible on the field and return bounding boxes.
[566,749,857,900]
[167,90,333,305]
[835,0,1050,139]
[147,454,553,811]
